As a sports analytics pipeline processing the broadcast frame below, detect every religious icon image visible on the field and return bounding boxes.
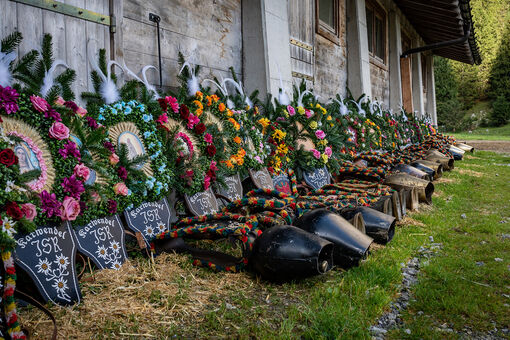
[118,131,145,162]
[15,141,40,174]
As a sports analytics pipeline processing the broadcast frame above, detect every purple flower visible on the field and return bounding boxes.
[0,85,19,115]
[39,190,62,218]
[44,108,62,122]
[59,140,81,160]
[86,116,99,129]
[107,199,118,214]
[103,141,115,153]
[79,200,87,215]
[117,166,128,180]
[61,175,85,198]
[64,100,79,112]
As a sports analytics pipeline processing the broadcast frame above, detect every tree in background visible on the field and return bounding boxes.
[488,17,510,126]
[434,56,463,131]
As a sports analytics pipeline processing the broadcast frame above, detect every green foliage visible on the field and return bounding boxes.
[1,31,22,54]
[490,95,510,126]
[434,57,464,131]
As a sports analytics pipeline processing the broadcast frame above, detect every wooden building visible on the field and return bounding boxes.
[0,0,480,125]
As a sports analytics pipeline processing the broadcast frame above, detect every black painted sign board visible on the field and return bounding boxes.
[249,168,275,190]
[124,198,172,248]
[185,188,219,216]
[69,215,128,270]
[303,166,331,190]
[215,173,243,202]
[272,172,291,194]
[14,223,81,305]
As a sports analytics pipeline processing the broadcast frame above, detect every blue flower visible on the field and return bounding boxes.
[127,189,132,196]
[126,203,134,211]
[142,114,153,122]
[155,182,163,195]
[144,131,153,139]
[99,107,105,114]
[137,104,145,113]
[124,106,132,115]
[110,108,117,115]
[150,150,161,160]
[143,189,148,196]
[98,114,105,121]
[158,164,166,172]
[128,100,137,107]
[157,142,162,148]
[146,177,155,189]
[114,103,122,110]
[148,142,155,149]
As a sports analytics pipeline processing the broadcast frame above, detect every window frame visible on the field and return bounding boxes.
[365,0,387,66]
[315,0,340,45]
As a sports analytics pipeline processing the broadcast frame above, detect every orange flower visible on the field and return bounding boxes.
[196,108,203,116]
[206,96,212,106]
[195,91,203,100]
[225,160,234,168]
[218,102,226,112]
[211,94,219,103]
[193,100,203,110]
[227,109,233,117]
[238,148,246,157]
[233,136,242,144]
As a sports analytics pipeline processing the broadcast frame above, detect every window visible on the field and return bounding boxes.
[316,0,339,44]
[366,0,386,63]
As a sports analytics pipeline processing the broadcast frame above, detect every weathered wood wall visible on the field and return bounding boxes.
[121,0,242,91]
[0,0,111,101]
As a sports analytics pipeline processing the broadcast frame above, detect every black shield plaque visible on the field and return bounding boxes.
[70,215,128,270]
[303,166,331,190]
[272,172,291,194]
[14,224,81,305]
[184,188,219,216]
[215,174,243,202]
[249,168,275,190]
[124,198,172,247]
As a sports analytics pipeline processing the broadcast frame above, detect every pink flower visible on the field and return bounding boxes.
[30,95,49,112]
[167,96,180,113]
[21,203,37,221]
[204,175,211,190]
[59,196,81,221]
[49,122,70,140]
[76,106,87,117]
[74,163,90,181]
[204,133,213,144]
[209,160,218,172]
[109,153,120,165]
[54,96,65,106]
[186,113,200,129]
[156,113,168,125]
[305,109,313,118]
[287,105,296,116]
[315,130,326,140]
[311,149,321,159]
[254,156,263,164]
[113,182,129,196]
[324,146,332,157]
[91,191,101,203]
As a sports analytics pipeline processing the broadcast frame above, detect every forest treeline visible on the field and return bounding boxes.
[435,0,510,131]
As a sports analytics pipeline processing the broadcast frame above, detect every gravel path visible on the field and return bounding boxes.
[459,140,510,154]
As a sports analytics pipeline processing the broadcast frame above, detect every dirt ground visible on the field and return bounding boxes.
[459,140,510,153]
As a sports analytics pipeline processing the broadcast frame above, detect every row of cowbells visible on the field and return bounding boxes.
[249,144,473,282]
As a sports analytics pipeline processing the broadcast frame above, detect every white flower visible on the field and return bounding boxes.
[109,241,120,253]
[96,245,108,259]
[145,226,154,237]
[111,260,122,270]
[4,180,15,193]
[55,254,69,269]
[1,218,16,238]
[36,258,52,275]
[157,223,166,233]
[52,277,68,294]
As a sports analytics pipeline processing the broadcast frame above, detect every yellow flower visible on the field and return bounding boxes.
[195,108,203,116]
[211,94,219,102]
[309,121,318,129]
[227,109,233,117]
[193,100,203,110]
[277,143,288,155]
[297,106,305,115]
[254,106,259,114]
[258,118,270,128]
[272,129,286,142]
[218,103,226,112]
[327,115,332,121]
[318,139,328,146]
[321,154,329,163]
[195,91,203,100]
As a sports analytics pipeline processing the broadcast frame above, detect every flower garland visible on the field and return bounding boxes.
[157,94,222,194]
[0,88,104,226]
[1,249,25,340]
[265,120,293,175]
[95,101,173,209]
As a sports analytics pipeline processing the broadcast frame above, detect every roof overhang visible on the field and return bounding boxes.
[394,0,481,65]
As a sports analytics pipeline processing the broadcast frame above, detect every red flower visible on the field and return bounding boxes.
[158,98,167,112]
[179,105,190,120]
[194,123,206,134]
[6,266,15,275]
[5,201,23,220]
[206,144,216,157]
[0,148,18,166]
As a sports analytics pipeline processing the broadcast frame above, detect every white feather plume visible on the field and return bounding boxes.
[179,61,200,97]
[141,65,160,100]
[296,88,311,108]
[223,78,253,109]
[0,52,16,87]
[352,99,366,117]
[40,60,69,97]
[276,62,291,106]
[334,97,350,116]
[202,78,235,109]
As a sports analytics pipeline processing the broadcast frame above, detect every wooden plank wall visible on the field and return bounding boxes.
[0,0,110,103]
[288,0,314,88]
[121,0,242,91]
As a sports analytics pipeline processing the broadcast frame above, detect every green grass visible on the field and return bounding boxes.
[452,123,510,141]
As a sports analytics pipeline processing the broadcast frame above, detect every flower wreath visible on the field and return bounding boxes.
[284,103,335,171]
[237,107,269,172]
[264,119,293,175]
[157,95,221,194]
[96,101,173,210]
[0,88,105,226]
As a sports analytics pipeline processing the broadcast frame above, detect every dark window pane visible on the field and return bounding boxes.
[366,8,374,53]
[375,16,384,59]
[319,0,335,28]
